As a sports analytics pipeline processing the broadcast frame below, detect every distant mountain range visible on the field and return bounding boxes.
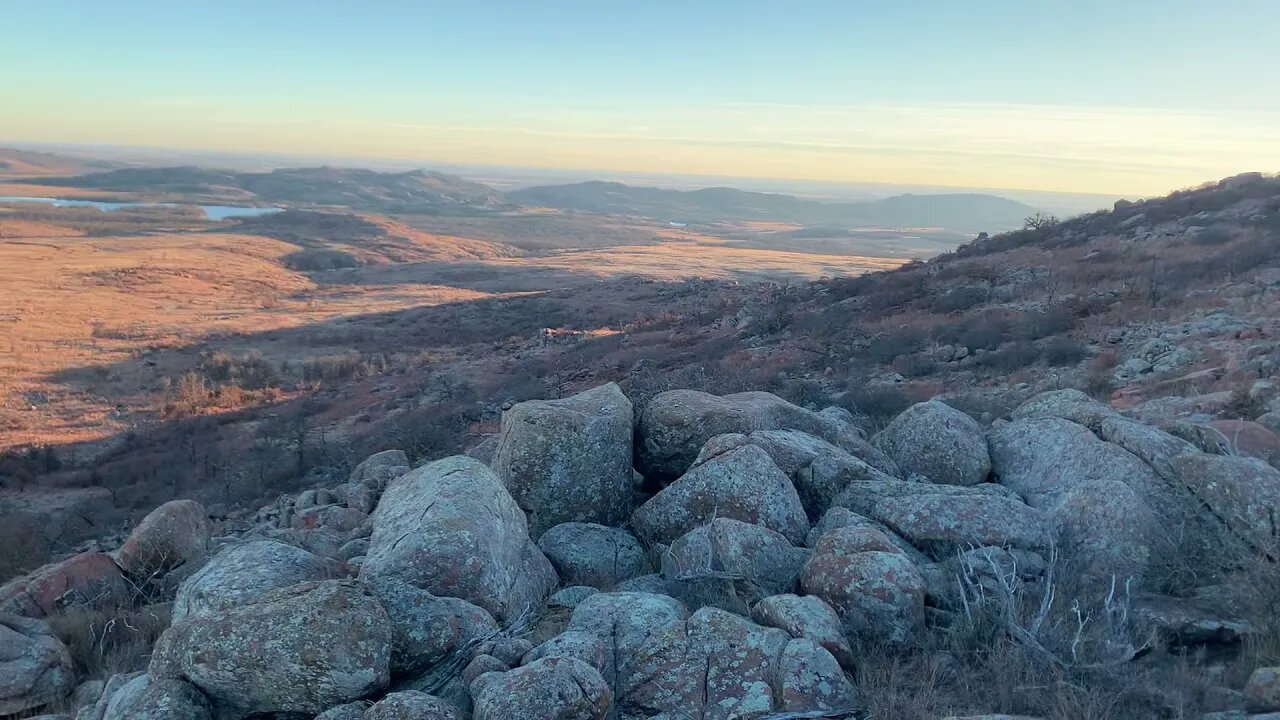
[509,181,1037,231]
[23,159,1036,231]
[28,166,505,211]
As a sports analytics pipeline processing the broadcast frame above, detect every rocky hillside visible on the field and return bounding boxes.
[5,382,1280,719]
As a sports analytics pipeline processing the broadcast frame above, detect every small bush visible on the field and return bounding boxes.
[48,604,171,680]
[1043,337,1089,366]
[977,341,1042,372]
[1221,386,1267,420]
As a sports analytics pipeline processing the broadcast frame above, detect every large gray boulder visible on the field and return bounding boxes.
[564,594,855,719]
[989,416,1196,580]
[636,389,896,481]
[150,580,392,717]
[1170,454,1280,557]
[115,499,212,581]
[631,442,809,546]
[172,539,332,621]
[99,674,211,720]
[471,657,611,720]
[660,518,809,612]
[364,577,464,677]
[866,493,1052,557]
[744,429,898,519]
[0,614,75,715]
[493,383,635,536]
[800,528,926,645]
[873,400,991,485]
[537,523,650,590]
[359,456,557,623]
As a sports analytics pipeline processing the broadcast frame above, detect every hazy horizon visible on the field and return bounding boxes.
[4,1,1279,197]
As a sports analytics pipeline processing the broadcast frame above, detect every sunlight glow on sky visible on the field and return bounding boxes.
[2,1,1279,195]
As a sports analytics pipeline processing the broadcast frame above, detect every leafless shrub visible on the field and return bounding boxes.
[48,603,171,680]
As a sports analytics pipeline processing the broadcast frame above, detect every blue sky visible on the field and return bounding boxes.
[3,1,1278,194]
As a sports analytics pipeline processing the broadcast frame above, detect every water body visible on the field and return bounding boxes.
[0,196,283,221]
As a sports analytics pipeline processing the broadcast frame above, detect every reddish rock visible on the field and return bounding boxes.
[1209,420,1280,468]
[0,553,131,618]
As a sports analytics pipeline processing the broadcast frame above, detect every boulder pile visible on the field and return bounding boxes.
[5,381,1279,718]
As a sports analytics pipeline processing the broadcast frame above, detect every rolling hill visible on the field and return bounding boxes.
[508,180,1037,231]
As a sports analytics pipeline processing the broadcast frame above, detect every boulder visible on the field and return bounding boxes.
[800,530,926,645]
[150,580,392,717]
[314,703,369,720]
[1209,420,1280,468]
[537,523,650,590]
[805,507,926,561]
[365,690,464,719]
[1170,454,1280,556]
[359,456,557,623]
[864,493,1053,557]
[115,500,212,580]
[0,552,132,619]
[493,383,635,536]
[637,389,896,481]
[73,672,141,720]
[775,637,859,712]
[522,630,608,673]
[1053,478,1161,581]
[471,657,611,720]
[744,429,898,518]
[349,449,410,490]
[566,596,852,719]
[364,577,463,677]
[1258,411,1280,437]
[751,594,856,670]
[660,518,809,611]
[99,674,211,720]
[872,400,991,485]
[1247,667,1280,712]
[0,614,75,715]
[631,443,809,546]
[172,539,332,621]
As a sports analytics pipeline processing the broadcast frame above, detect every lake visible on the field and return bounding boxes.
[0,196,283,221]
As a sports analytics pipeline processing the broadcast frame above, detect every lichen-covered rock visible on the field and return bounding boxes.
[800,531,926,645]
[115,500,212,580]
[172,539,332,621]
[537,523,650,590]
[522,630,608,673]
[1171,454,1280,556]
[365,690,464,719]
[864,492,1053,557]
[290,504,369,534]
[549,585,599,610]
[568,596,854,719]
[493,384,635,536]
[0,614,75,715]
[471,657,611,720]
[359,455,557,623]
[631,443,809,546]
[637,389,896,481]
[745,429,898,518]
[149,580,392,717]
[349,449,410,490]
[804,507,926,560]
[1246,667,1280,712]
[73,672,141,720]
[313,703,368,720]
[1054,478,1160,581]
[364,576,462,677]
[873,400,991,485]
[751,594,856,670]
[99,674,211,720]
[775,638,859,713]
[660,518,808,611]
[0,552,132,619]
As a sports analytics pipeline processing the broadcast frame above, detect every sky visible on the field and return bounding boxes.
[2,1,1279,195]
